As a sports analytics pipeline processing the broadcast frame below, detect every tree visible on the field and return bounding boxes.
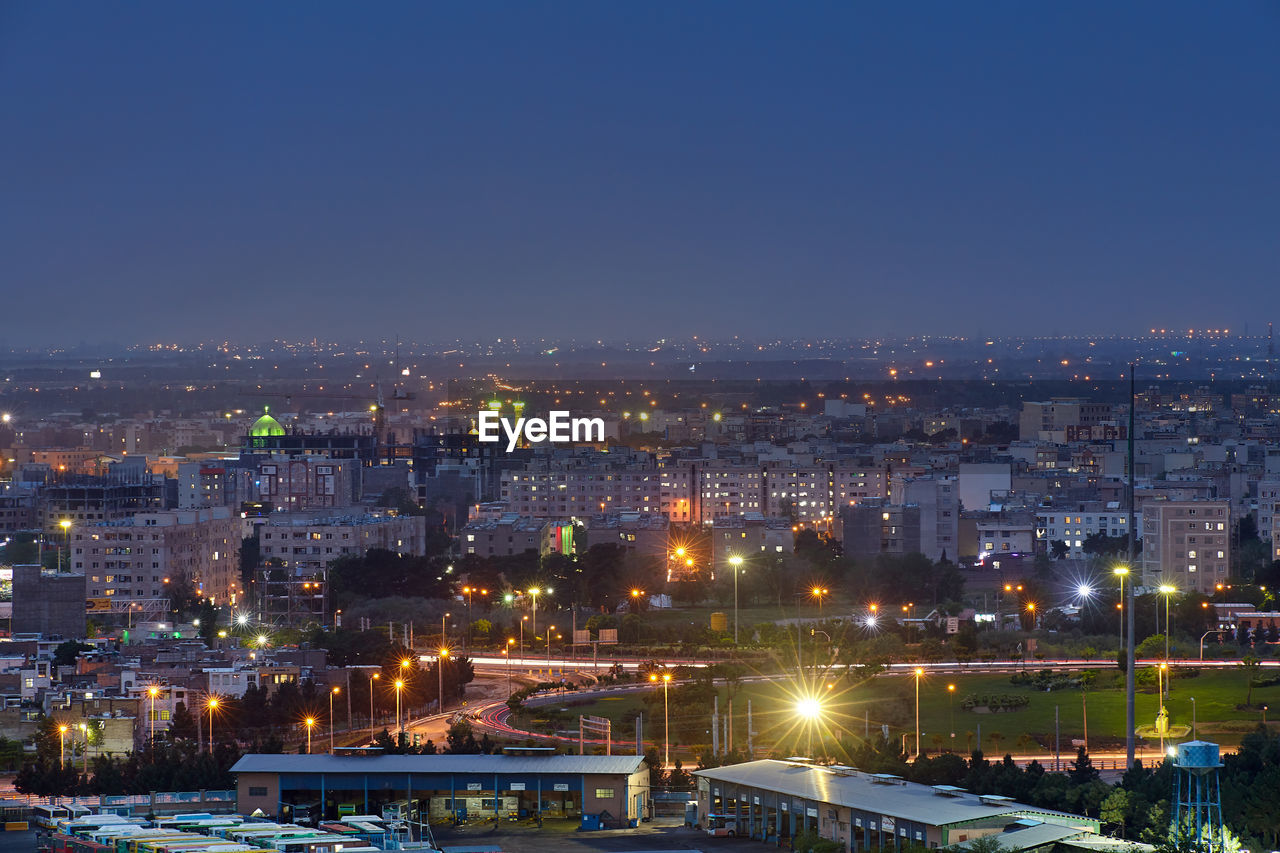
[52,640,92,667]
[962,835,1007,853]
[1050,540,1070,560]
[1068,746,1098,784]
[1242,654,1261,707]
[1101,789,1131,837]
[168,702,198,742]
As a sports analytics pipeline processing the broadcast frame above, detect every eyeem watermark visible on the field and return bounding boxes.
[477,410,605,451]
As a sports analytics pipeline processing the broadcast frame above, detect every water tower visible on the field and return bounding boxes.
[1172,740,1224,852]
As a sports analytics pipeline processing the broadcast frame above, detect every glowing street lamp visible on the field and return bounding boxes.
[796,694,823,756]
[329,687,340,752]
[394,679,405,737]
[914,667,925,758]
[729,555,744,643]
[147,685,161,747]
[811,586,829,615]
[206,697,220,752]
[1113,566,1130,651]
[438,648,450,713]
[305,717,316,754]
[59,724,68,767]
[649,671,673,767]
[368,673,380,740]
[1158,584,1177,669]
[947,683,957,743]
[57,518,71,571]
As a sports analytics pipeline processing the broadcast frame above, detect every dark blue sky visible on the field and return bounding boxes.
[2,2,1276,346]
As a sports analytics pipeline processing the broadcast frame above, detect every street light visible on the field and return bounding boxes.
[811,586,829,615]
[1113,566,1130,652]
[59,724,68,767]
[914,667,925,758]
[438,648,450,713]
[796,694,822,756]
[527,588,542,653]
[729,555,744,643]
[650,671,673,768]
[147,685,160,748]
[206,697,220,752]
[394,679,405,737]
[58,519,71,572]
[1158,585,1177,670]
[305,717,316,754]
[947,684,956,744]
[505,638,516,697]
[329,687,340,752]
[368,673,380,741]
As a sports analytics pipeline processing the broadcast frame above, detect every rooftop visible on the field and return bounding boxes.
[232,753,646,776]
[694,760,1096,829]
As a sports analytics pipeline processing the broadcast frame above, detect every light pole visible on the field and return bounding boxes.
[650,671,672,768]
[527,588,541,654]
[730,555,744,643]
[1158,585,1176,670]
[438,648,449,713]
[394,679,405,738]
[811,586,828,616]
[1113,566,1129,652]
[1191,696,1197,739]
[368,673,380,740]
[147,685,160,748]
[914,667,924,758]
[206,697,219,752]
[58,519,71,572]
[520,616,528,667]
[506,639,515,696]
[441,612,450,652]
[947,683,956,745]
[329,687,340,752]
[79,722,88,773]
[59,724,67,767]
[305,717,316,754]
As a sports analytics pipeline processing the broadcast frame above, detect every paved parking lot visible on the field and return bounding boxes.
[435,816,780,853]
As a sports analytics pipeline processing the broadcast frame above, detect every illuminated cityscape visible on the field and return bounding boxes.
[2,3,1277,853]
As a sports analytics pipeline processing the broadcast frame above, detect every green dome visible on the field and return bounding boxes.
[250,412,285,437]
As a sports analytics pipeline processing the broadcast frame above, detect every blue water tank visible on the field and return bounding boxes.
[1174,740,1222,770]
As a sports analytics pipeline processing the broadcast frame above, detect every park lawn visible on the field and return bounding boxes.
[563,666,1280,759]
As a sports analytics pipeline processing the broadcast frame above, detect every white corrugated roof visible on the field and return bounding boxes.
[694,760,1093,828]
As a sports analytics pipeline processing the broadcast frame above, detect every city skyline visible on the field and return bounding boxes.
[3,2,1277,346]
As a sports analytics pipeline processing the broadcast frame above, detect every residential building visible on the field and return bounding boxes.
[1140,500,1230,593]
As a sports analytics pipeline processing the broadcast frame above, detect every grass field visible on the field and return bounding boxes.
[538,665,1280,762]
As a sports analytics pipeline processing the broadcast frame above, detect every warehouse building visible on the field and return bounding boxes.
[232,751,649,829]
[695,760,1101,850]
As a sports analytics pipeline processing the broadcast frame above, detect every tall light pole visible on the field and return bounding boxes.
[394,679,405,738]
[527,588,541,652]
[59,724,67,767]
[1158,584,1177,671]
[505,639,515,696]
[79,722,88,773]
[206,697,219,753]
[1113,566,1129,652]
[730,555,744,643]
[305,717,315,754]
[58,519,71,572]
[520,616,528,667]
[368,673,380,740]
[147,686,160,748]
[650,671,672,769]
[811,586,828,616]
[329,687,340,752]
[438,648,449,714]
[441,612,450,651]
[947,683,956,745]
[914,667,924,758]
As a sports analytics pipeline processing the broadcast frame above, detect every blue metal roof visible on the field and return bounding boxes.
[231,753,646,776]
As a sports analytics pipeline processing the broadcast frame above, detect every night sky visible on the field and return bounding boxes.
[2,2,1276,346]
